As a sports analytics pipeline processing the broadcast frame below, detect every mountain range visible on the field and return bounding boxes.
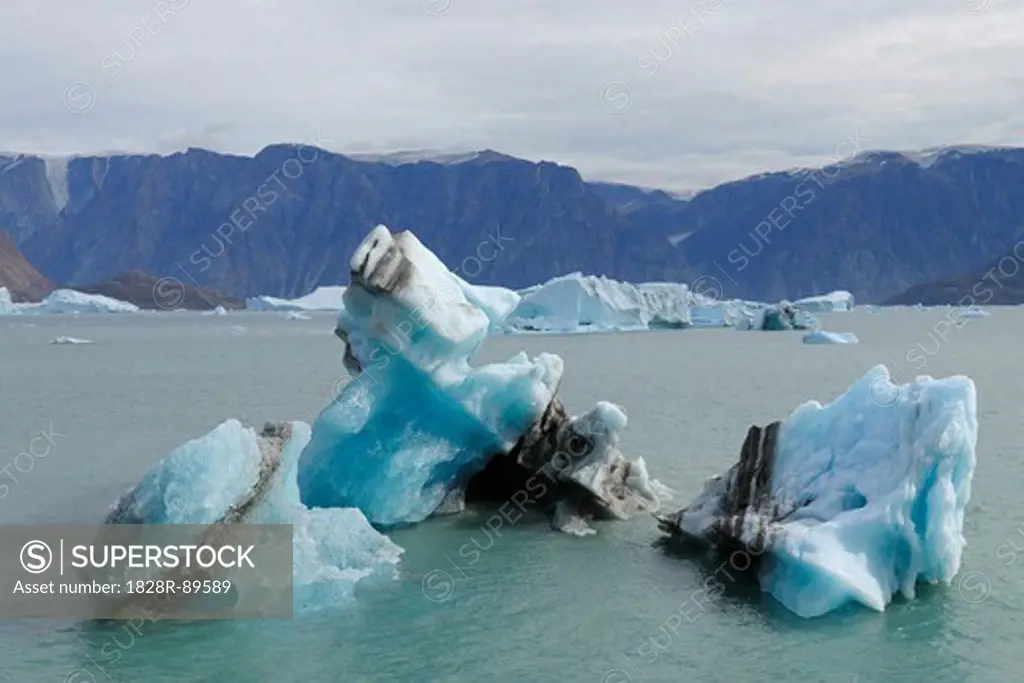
[1,145,1023,304]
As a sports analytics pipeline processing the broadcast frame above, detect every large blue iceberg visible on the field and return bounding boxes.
[105,420,404,610]
[105,225,670,612]
[300,226,668,532]
[656,365,977,618]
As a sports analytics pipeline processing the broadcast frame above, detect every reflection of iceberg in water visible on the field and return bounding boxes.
[107,224,668,609]
[656,365,978,618]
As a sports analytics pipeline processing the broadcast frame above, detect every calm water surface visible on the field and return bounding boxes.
[1,308,1022,682]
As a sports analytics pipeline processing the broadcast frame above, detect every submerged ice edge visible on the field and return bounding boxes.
[657,364,978,618]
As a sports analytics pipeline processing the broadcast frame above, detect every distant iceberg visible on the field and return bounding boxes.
[737,301,817,331]
[0,287,15,314]
[2,288,139,315]
[50,336,92,345]
[202,305,228,316]
[793,290,855,313]
[690,298,752,328]
[506,273,692,332]
[657,365,977,618]
[802,330,859,345]
[957,306,990,320]
[285,311,312,321]
[247,286,347,312]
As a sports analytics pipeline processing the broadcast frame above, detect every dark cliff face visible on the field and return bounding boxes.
[1,149,689,298]
[0,228,53,302]
[629,148,1024,303]
[883,247,1024,305]
[1,146,1023,302]
[75,270,244,310]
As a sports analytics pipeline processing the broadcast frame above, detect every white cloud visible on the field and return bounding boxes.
[1,0,1022,190]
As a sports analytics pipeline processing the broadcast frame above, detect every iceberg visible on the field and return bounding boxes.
[957,306,990,320]
[802,330,859,345]
[656,365,977,618]
[202,305,228,316]
[285,311,312,321]
[737,301,817,331]
[299,225,667,533]
[506,273,691,332]
[0,287,15,314]
[247,286,348,312]
[793,290,855,313]
[15,289,139,314]
[50,336,92,345]
[105,420,404,611]
[689,298,753,328]
[106,224,669,612]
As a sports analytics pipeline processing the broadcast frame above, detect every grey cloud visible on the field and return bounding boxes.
[0,0,1021,191]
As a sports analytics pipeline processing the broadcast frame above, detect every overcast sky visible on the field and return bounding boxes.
[2,0,1022,191]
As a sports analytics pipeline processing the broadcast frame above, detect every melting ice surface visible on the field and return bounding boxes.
[297,226,561,524]
[106,224,666,611]
[105,420,403,611]
[766,366,977,617]
[660,365,978,618]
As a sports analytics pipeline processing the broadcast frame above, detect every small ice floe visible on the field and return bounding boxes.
[802,330,859,345]
[956,306,990,320]
[285,311,312,321]
[229,325,247,334]
[50,336,92,345]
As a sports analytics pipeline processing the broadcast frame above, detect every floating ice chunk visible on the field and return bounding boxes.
[300,226,560,525]
[957,306,990,320]
[507,273,691,332]
[229,325,247,334]
[17,289,139,314]
[0,287,15,314]
[50,336,92,345]
[300,225,665,531]
[285,311,312,320]
[105,420,403,611]
[737,301,817,331]
[203,305,228,316]
[247,286,348,312]
[802,330,859,345]
[690,299,750,328]
[657,365,977,618]
[793,290,855,313]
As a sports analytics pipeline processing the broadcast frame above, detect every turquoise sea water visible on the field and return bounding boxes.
[1,308,1022,682]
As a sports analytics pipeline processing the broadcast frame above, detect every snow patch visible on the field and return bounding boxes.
[42,155,71,212]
